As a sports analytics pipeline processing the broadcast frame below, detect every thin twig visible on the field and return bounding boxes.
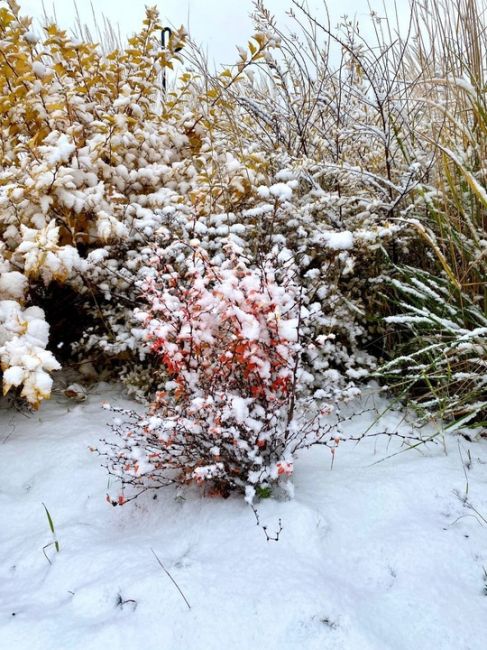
[151,548,191,610]
[251,506,283,542]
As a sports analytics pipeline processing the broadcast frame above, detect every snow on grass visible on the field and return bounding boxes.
[0,384,486,650]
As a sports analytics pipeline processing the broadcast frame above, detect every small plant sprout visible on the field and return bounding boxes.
[42,502,60,563]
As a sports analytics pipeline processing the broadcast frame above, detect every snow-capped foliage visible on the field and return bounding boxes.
[0,3,186,403]
[102,246,342,502]
[0,300,60,406]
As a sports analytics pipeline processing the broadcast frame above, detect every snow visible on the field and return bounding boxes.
[233,307,260,340]
[256,185,270,199]
[231,395,249,423]
[32,62,48,79]
[0,272,27,300]
[40,133,76,165]
[269,182,293,202]
[24,31,40,44]
[2,365,24,387]
[1,384,486,650]
[321,231,354,250]
[86,249,109,265]
[452,77,478,96]
[278,318,299,341]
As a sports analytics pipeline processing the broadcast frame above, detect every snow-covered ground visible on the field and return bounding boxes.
[1,385,486,650]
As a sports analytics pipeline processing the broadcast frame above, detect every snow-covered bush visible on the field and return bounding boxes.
[0,1,407,407]
[174,4,426,400]
[0,3,187,403]
[69,7,420,404]
[102,245,340,503]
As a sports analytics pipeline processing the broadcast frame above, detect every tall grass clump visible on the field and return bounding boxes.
[380,0,487,427]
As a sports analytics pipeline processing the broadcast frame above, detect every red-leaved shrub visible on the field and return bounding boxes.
[102,245,337,503]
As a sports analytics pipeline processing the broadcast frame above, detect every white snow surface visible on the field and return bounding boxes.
[0,384,486,650]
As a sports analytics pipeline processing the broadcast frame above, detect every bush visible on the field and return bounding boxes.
[0,2,186,404]
[101,245,338,503]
